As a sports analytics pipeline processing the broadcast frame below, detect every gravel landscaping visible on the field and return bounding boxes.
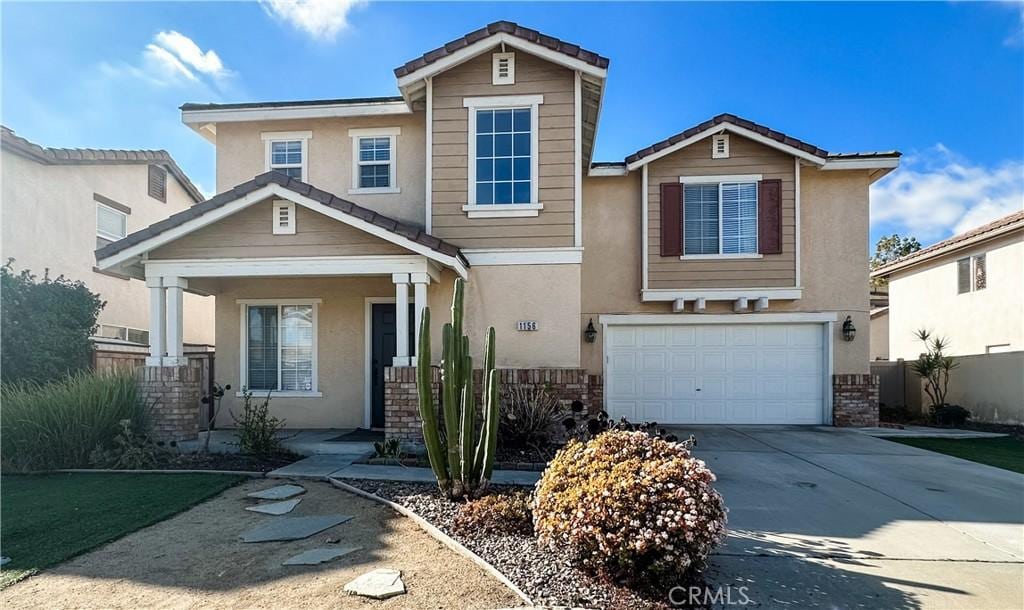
[341,479,688,609]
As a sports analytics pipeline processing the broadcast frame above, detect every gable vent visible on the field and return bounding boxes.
[492,52,515,85]
[273,200,296,235]
[712,134,730,159]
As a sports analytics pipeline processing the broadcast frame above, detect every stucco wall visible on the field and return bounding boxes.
[887,234,1023,359]
[0,151,215,344]
[870,310,890,360]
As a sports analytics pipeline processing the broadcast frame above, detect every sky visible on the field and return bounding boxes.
[3,1,1022,249]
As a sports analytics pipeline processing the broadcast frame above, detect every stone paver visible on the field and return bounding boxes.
[244,498,301,515]
[240,514,352,543]
[246,484,305,500]
[343,568,406,600]
[282,546,362,565]
[268,455,360,479]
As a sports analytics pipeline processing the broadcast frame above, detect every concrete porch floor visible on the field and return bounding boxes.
[176,429,377,458]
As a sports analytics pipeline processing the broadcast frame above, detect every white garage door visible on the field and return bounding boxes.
[605,323,826,424]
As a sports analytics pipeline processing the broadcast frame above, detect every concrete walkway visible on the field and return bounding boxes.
[327,463,540,486]
[858,425,1008,439]
[665,425,1024,609]
[177,429,376,457]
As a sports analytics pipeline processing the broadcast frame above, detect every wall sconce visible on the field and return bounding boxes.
[583,318,597,343]
[842,316,856,342]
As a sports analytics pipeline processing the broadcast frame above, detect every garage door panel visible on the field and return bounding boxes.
[730,376,757,398]
[608,400,637,420]
[670,376,696,396]
[700,377,726,399]
[671,352,697,372]
[639,401,668,421]
[640,327,666,347]
[641,352,667,371]
[727,401,757,423]
[760,352,790,372]
[607,374,637,396]
[761,326,788,346]
[730,326,758,346]
[702,352,727,372]
[789,325,822,347]
[640,375,667,398]
[609,327,637,347]
[669,327,697,346]
[696,401,727,422]
[732,351,757,372]
[700,326,727,346]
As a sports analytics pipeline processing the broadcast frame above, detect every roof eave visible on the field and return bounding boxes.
[870,222,1024,278]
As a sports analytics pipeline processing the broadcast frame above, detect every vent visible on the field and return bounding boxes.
[148,165,167,202]
[273,200,296,235]
[492,52,515,85]
[712,134,730,159]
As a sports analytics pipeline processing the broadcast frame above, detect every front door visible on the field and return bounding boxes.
[370,303,415,429]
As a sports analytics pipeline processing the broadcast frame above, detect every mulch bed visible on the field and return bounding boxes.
[341,479,691,609]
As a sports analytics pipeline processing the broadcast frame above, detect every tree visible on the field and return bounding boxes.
[871,234,921,287]
[909,329,958,408]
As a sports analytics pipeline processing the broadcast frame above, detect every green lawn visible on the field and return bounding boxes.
[0,472,244,588]
[889,437,1024,474]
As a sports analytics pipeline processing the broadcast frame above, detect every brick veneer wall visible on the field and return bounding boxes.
[832,374,880,427]
[137,365,202,442]
[384,367,604,444]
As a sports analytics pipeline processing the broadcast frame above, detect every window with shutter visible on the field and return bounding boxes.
[957,254,988,294]
[957,257,971,294]
[148,165,167,202]
[680,180,759,256]
[973,254,986,290]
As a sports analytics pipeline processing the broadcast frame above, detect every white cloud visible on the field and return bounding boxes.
[260,0,365,41]
[102,31,232,90]
[143,43,199,84]
[153,31,227,79]
[870,145,1024,242]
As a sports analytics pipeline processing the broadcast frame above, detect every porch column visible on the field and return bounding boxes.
[163,277,188,366]
[411,272,431,358]
[392,273,410,366]
[145,277,166,366]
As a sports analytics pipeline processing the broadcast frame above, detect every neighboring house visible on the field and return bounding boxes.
[96,21,900,434]
[871,210,1024,360]
[1,126,215,347]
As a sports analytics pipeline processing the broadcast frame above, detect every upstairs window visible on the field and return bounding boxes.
[475,108,532,205]
[349,128,400,194]
[148,165,167,202]
[683,181,758,256]
[957,254,986,294]
[96,202,127,241]
[262,131,311,181]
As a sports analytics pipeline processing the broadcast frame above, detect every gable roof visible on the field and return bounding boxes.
[871,209,1024,278]
[95,171,468,271]
[394,20,609,79]
[1,125,204,203]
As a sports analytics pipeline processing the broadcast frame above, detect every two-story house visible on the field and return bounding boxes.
[2,127,215,348]
[95,22,899,435]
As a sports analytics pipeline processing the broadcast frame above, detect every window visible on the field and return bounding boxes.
[683,180,758,256]
[262,131,311,181]
[957,254,987,294]
[148,165,167,202]
[97,324,149,345]
[986,344,1011,354]
[241,301,319,395]
[349,128,400,194]
[97,203,127,241]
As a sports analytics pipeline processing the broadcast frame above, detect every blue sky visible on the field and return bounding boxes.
[3,1,1022,248]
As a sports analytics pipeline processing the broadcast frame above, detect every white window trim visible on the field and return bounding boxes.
[681,253,763,261]
[348,127,401,195]
[679,174,762,184]
[680,176,760,258]
[464,94,543,217]
[262,131,311,182]
[97,202,128,241]
[238,299,321,398]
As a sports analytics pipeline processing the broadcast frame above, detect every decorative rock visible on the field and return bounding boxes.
[244,498,301,515]
[240,514,353,543]
[282,546,361,565]
[344,568,406,600]
[247,484,305,500]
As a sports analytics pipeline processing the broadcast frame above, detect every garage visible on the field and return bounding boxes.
[604,320,829,424]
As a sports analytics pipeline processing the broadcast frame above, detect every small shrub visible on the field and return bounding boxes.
[453,490,533,537]
[1,370,147,471]
[910,329,959,409]
[931,404,971,427]
[89,419,162,469]
[566,412,682,444]
[231,387,285,458]
[498,385,564,449]
[534,430,726,588]
[374,438,401,459]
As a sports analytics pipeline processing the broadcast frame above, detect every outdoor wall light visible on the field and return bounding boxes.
[842,316,856,342]
[584,318,598,343]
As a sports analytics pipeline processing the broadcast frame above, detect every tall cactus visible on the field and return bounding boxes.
[415,277,499,499]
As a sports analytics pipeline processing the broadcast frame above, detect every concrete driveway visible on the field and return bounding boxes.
[667,425,1024,609]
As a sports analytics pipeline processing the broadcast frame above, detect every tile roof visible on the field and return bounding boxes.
[95,171,468,266]
[394,20,609,78]
[625,113,902,165]
[872,209,1024,276]
[1,125,204,203]
[180,96,405,112]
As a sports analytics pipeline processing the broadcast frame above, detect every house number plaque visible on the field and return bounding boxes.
[516,320,538,331]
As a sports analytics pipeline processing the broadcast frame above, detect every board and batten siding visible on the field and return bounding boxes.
[149,199,407,260]
[431,50,576,249]
[647,135,796,289]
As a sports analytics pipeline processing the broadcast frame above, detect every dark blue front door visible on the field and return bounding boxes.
[370,303,415,429]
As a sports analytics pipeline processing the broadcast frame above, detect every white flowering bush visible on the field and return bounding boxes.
[534,430,726,587]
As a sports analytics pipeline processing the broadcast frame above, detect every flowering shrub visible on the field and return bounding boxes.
[453,490,533,536]
[534,430,726,587]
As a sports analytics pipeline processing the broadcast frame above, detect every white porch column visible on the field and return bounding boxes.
[163,277,188,366]
[392,273,411,366]
[145,277,166,366]
[411,272,431,358]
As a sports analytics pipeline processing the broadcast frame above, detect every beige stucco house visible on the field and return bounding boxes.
[96,21,901,435]
[2,127,215,347]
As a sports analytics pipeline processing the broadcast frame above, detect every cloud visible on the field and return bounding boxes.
[1004,0,1024,46]
[103,31,231,90]
[870,145,1024,242]
[153,31,227,79]
[260,0,365,41]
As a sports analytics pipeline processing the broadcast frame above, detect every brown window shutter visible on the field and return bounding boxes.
[660,182,683,257]
[758,179,782,255]
[148,165,167,203]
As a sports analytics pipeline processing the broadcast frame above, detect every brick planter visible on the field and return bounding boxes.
[833,374,880,427]
[136,365,202,442]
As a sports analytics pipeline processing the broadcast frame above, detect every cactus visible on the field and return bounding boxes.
[415,277,499,499]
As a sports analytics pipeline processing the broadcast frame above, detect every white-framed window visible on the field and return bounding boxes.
[680,175,761,257]
[97,324,149,345]
[464,94,543,218]
[239,299,320,396]
[96,202,127,241]
[957,254,986,294]
[262,131,311,181]
[348,127,400,195]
